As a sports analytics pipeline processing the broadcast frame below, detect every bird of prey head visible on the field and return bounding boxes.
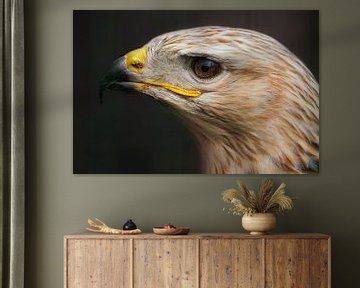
[101,26,319,174]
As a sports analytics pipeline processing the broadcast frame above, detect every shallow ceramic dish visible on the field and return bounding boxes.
[153,227,190,235]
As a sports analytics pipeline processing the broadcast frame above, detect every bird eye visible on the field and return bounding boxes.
[192,58,221,79]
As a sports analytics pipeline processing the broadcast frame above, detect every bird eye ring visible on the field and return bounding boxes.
[192,57,221,79]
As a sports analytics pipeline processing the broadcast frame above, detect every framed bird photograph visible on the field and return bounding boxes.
[73,10,319,174]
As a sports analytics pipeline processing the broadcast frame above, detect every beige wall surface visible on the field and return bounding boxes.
[24,0,360,287]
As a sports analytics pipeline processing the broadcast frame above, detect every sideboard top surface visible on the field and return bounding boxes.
[64,232,330,240]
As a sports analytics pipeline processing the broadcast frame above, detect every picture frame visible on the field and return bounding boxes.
[74,10,319,174]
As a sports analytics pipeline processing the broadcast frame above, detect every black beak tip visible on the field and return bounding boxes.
[98,56,127,104]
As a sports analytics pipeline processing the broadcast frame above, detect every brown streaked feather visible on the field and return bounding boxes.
[136,26,319,174]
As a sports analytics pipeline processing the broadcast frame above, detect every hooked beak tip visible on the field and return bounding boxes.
[98,56,128,103]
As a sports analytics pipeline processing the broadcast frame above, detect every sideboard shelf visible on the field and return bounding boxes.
[64,233,330,288]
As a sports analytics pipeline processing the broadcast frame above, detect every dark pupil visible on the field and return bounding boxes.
[193,58,220,79]
[201,62,210,72]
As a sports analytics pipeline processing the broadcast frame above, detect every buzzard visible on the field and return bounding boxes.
[100,26,319,174]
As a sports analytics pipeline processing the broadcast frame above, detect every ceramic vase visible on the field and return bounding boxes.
[242,213,276,235]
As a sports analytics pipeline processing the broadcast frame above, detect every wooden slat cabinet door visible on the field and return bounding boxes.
[200,239,264,288]
[66,239,131,288]
[266,239,309,287]
[265,239,330,288]
[309,239,330,288]
[133,239,198,288]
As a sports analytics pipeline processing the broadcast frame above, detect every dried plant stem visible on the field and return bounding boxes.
[86,218,142,235]
[222,179,294,216]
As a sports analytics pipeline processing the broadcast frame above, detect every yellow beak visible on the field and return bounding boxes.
[126,47,148,73]
[125,47,201,97]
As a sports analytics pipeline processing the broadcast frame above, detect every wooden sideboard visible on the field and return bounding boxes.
[64,233,330,288]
